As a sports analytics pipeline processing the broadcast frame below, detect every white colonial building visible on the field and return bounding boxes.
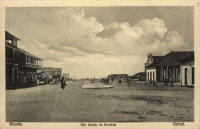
[145,51,194,86]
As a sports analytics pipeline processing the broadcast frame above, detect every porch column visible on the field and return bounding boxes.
[146,71,148,83]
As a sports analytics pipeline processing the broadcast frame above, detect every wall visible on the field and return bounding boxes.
[180,61,194,86]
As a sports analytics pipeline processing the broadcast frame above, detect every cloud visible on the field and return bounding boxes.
[19,8,185,56]
[14,8,188,77]
[97,17,183,55]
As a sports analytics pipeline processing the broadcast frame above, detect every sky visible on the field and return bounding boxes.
[6,7,194,78]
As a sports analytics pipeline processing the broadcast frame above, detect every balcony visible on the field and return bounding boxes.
[24,63,43,69]
[19,57,43,69]
[6,39,43,69]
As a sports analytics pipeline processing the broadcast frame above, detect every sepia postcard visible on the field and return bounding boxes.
[0,0,200,129]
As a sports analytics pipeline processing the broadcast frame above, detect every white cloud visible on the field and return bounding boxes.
[101,17,183,55]
[17,8,186,78]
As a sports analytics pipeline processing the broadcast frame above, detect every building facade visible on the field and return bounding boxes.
[6,31,43,89]
[180,54,194,86]
[145,54,163,83]
[145,51,194,86]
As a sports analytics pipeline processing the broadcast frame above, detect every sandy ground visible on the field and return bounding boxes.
[6,81,194,122]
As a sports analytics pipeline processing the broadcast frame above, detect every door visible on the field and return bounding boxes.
[184,68,188,86]
[192,67,194,85]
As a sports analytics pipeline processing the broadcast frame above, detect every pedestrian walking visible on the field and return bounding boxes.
[60,76,66,89]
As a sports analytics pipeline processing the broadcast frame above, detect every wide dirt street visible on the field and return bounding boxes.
[6,81,194,122]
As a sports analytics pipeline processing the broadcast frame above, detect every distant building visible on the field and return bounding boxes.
[132,72,146,81]
[6,31,43,89]
[42,67,62,82]
[145,51,194,86]
[108,74,128,81]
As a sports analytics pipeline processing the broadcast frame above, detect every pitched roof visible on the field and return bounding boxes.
[157,51,194,66]
[17,47,42,60]
[5,31,20,41]
[180,52,194,63]
[145,56,164,68]
[153,56,163,63]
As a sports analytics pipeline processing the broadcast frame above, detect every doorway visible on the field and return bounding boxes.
[184,68,188,86]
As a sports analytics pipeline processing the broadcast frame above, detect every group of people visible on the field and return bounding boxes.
[147,77,174,87]
[100,78,131,85]
[100,78,110,85]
